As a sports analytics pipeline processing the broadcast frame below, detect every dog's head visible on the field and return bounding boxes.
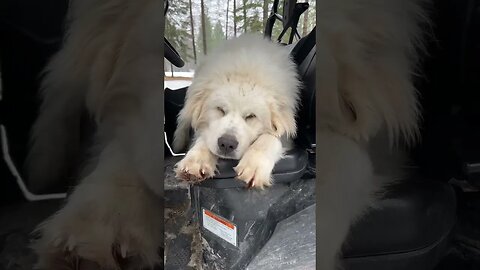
[183,79,296,160]
[173,34,301,158]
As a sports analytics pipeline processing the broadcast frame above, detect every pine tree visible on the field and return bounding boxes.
[188,0,197,64]
[233,0,237,37]
[211,21,225,50]
[263,0,270,29]
[226,0,230,39]
[243,0,248,33]
[247,1,263,33]
[200,0,208,55]
[197,14,213,60]
[165,0,192,62]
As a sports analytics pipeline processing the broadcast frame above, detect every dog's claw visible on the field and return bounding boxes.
[53,238,62,248]
[235,168,243,177]
[66,236,75,251]
[120,244,128,258]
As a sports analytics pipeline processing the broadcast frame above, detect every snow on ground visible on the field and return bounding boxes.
[164,80,192,90]
[164,71,195,78]
[164,71,194,90]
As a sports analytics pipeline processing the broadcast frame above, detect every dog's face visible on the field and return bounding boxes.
[197,82,273,160]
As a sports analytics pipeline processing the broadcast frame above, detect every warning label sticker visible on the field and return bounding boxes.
[202,208,237,247]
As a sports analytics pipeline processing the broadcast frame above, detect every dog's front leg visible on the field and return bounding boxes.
[316,130,377,270]
[234,133,283,189]
[174,137,218,182]
[32,142,163,270]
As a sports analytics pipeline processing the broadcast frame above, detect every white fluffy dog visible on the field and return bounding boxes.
[173,34,300,189]
[315,0,429,269]
[27,0,164,269]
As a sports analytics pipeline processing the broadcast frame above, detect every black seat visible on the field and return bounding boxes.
[343,179,456,270]
[0,0,69,202]
[290,27,316,150]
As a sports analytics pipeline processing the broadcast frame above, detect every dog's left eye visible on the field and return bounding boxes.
[216,107,225,115]
[245,114,256,120]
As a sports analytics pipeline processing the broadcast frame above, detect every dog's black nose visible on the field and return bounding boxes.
[218,135,238,154]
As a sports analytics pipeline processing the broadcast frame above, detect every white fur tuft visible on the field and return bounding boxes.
[317,0,431,147]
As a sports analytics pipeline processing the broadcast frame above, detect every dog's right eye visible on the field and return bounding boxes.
[216,107,225,115]
[245,114,256,120]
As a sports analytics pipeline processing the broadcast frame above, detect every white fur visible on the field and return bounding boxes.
[173,34,301,188]
[28,0,164,269]
[316,0,429,269]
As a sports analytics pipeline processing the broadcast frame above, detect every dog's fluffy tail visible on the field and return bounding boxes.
[25,44,87,194]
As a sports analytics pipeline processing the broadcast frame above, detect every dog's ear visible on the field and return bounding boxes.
[268,103,297,138]
[188,90,209,131]
[173,85,209,152]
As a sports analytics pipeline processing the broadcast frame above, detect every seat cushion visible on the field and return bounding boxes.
[198,148,309,189]
[342,179,457,270]
[164,86,188,155]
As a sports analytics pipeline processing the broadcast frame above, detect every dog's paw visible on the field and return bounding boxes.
[174,150,217,182]
[32,183,162,270]
[234,150,274,189]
